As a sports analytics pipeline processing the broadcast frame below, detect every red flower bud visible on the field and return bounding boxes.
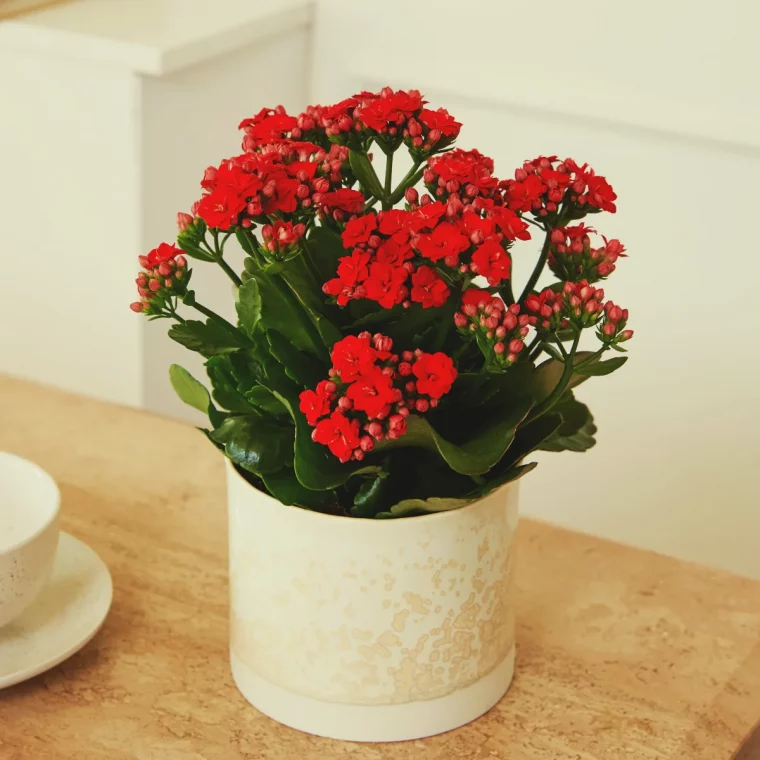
[130,302,144,313]
[177,212,193,232]
[405,187,419,203]
[494,342,505,355]
[415,398,429,413]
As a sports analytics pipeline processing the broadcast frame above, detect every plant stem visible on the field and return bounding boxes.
[518,229,553,304]
[190,301,251,345]
[210,228,242,286]
[501,277,515,305]
[524,217,546,230]
[389,162,424,205]
[363,196,377,212]
[382,153,394,210]
[526,330,580,421]
[522,333,541,360]
[574,346,607,369]
[216,255,242,287]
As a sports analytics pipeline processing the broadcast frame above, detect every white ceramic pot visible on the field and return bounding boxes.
[0,452,60,628]
[226,461,519,742]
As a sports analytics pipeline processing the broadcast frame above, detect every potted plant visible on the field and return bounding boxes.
[131,87,632,742]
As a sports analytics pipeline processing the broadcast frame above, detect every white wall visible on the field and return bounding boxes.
[311,0,760,577]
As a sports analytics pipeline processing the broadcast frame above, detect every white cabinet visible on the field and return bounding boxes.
[0,0,312,420]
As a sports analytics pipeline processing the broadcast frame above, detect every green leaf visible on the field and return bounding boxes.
[168,320,247,358]
[495,413,563,472]
[210,415,293,475]
[236,279,262,339]
[306,225,350,283]
[349,150,384,199]
[169,364,212,415]
[376,496,474,519]
[470,461,538,499]
[246,385,289,416]
[267,330,326,388]
[533,351,597,403]
[539,393,597,452]
[205,356,256,414]
[351,471,391,518]
[260,468,339,512]
[253,272,328,359]
[574,356,628,376]
[378,397,533,476]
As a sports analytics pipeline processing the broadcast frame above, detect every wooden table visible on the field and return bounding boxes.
[1,376,759,760]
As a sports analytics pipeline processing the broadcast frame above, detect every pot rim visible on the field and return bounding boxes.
[226,458,521,528]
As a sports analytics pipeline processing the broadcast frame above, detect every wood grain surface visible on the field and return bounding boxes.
[0,375,758,760]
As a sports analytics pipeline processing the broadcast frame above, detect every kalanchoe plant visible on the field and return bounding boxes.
[131,87,633,519]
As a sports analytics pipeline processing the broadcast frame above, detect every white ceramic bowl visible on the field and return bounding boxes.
[0,452,60,628]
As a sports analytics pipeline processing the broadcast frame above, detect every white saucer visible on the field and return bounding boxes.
[0,532,113,689]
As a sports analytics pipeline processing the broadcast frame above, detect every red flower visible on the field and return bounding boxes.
[414,222,470,263]
[377,209,413,237]
[262,172,299,215]
[489,207,531,241]
[584,173,617,212]
[412,352,458,399]
[144,242,182,267]
[299,384,332,425]
[411,266,450,308]
[341,214,377,248]
[364,262,409,309]
[461,288,492,308]
[215,161,263,199]
[239,108,297,142]
[471,240,512,285]
[419,108,461,137]
[313,411,361,463]
[375,238,414,266]
[330,335,377,382]
[409,201,447,231]
[357,89,422,131]
[461,211,496,245]
[323,251,371,306]
[346,369,395,419]
[197,186,246,230]
[504,174,546,212]
[319,188,365,214]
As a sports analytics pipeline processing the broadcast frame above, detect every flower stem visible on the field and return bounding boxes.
[526,330,580,421]
[389,162,424,205]
[519,229,553,304]
[382,153,394,210]
[216,256,242,287]
[211,229,242,287]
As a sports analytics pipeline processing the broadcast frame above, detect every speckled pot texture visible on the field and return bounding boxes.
[226,460,519,742]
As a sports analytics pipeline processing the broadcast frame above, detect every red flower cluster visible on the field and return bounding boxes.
[192,136,355,232]
[454,289,531,367]
[324,192,528,307]
[598,302,634,346]
[317,87,425,142]
[300,333,457,462]
[404,107,462,153]
[424,149,499,203]
[261,220,306,256]
[548,224,626,283]
[130,243,189,315]
[525,280,631,337]
[500,156,617,220]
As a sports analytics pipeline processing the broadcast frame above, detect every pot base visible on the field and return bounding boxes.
[230,645,515,742]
